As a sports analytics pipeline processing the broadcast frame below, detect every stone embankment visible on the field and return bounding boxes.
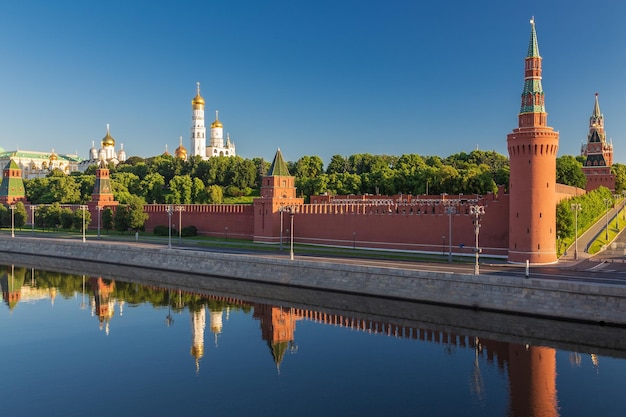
[0,236,625,326]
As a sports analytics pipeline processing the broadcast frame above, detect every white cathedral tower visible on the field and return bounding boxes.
[189,82,236,160]
[190,82,207,158]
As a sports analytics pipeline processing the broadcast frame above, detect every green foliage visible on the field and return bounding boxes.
[556,186,614,242]
[126,195,148,231]
[206,184,223,204]
[556,155,586,188]
[72,208,91,231]
[102,208,113,232]
[13,202,27,229]
[612,163,626,193]
[153,225,174,236]
[60,208,74,229]
[181,225,198,237]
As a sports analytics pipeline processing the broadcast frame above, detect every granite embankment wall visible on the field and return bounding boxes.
[0,236,625,326]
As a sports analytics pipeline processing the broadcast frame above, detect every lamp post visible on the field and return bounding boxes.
[9,204,15,238]
[279,207,284,252]
[470,205,485,275]
[175,205,185,244]
[166,205,173,249]
[96,206,102,239]
[225,226,228,241]
[353,231,356,249]
[289,208,294,260]
[570,203,582,260]
[614,194,621,231]
[603,198,611,241]
[441,235,446,256]
[445,206,456,263]
[30,205,36,236]
[80,205,87,242]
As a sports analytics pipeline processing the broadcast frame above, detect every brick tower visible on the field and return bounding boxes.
[88,159,118,209]
[507,19,559,264]
[0,159,27,205]
[253,148,304,243]
[581,93,615,191]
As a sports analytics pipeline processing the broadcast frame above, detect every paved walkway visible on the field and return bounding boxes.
[559,200,626,264]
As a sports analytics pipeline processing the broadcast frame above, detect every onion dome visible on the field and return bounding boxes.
[89,141,98,160]
[211,110,223,128]
[192,82,205,108]
[49,150,58,161]
[102,124,115,147]
[163,144,171,156]
[175,136,187,159]
[118,143,127,162]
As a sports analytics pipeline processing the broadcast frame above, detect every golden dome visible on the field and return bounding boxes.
[211,110,222,128]
[49,151,58,161]
[192,82,205,107]
[175,136,187,159]
[102,124,115,146]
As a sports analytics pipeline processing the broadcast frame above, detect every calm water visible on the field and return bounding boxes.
[1,263,625,417]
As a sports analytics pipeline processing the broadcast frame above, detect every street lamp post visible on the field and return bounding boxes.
[289,208,294,260]
[470,205,485,275]
[604,198,611,241]
[353,231,356,249]
[80,205,87,242]
[614,194,621,231]
[166,205,173,249]
[570,203,582,260]
[30,205,36,236]
[225,226,228,241]
[175,205,185,244]
[9,205,15,238]
[96,206,102,239]
[445,206,456,263]
[279,207,284,252]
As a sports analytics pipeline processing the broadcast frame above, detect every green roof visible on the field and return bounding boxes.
[527,19,540,58]
[268,148,291,176]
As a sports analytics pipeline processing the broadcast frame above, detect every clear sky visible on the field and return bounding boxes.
[1,1,626,166]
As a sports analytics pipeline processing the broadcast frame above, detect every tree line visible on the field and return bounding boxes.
[8,151,626,208]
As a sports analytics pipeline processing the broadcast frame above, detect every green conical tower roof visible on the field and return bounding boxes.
[527,17,540,58]
[268,148,291,176]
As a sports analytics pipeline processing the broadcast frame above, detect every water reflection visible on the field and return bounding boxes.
[0,264,618,416]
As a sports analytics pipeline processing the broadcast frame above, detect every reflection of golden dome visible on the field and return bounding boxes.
[102,124,115,146]
[192,82,205,107]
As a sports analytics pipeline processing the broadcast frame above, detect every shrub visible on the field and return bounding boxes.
[181,225,198,237]
[153,225,176,236]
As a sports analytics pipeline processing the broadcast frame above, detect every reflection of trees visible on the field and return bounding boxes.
[10,267,251,315]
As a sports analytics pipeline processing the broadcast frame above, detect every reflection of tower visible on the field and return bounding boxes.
[508,344,558,417]
[479,339,558,417]
[190,307,206,373]
[253,304,300,372]
[507,18,559,264]
[89,277,115,335]
[1,265,25,311]
[209,308,223,346]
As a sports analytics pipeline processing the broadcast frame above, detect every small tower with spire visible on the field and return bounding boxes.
[581,93,615,191]
[253,148,304,243]
[507,18,559,264]
[88,159,118,211]
[0,159,27,205]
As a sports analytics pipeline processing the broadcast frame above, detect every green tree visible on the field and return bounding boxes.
[102,207,114,233]
[612,163,626,193]
[60,208,74,229]
[192,177,208,203]
[12,202,27,229]
[127,195,148,232]
[206,184,223,204]
[556,155,586,188]
[72,207,91,232]
[113,205,130,233]
[140,172,166,203]
[168,175,193,204]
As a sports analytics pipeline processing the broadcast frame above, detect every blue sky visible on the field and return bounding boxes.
[1,1,626,166]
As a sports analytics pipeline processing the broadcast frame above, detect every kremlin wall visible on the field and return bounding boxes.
[0,20,617,265]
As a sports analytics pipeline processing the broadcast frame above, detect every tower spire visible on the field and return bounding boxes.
[527,17,540,58]
[519,18,546,126]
